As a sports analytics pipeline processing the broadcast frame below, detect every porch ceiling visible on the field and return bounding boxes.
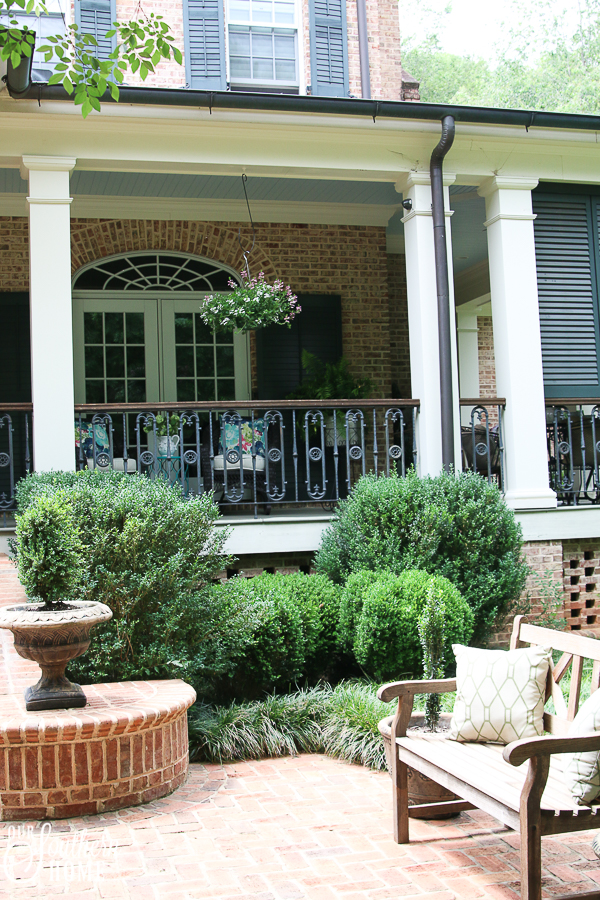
[0,168,404,226]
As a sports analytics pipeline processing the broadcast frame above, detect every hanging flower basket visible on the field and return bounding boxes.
[200,272,301,334]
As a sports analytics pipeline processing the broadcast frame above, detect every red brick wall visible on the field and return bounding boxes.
[69,0,406,100]
[387,252,411,398]
[489,540,567,648]
[562,540,600,634]
[0,216,393,398]
[477,316,496,398]
[0,217,28,290]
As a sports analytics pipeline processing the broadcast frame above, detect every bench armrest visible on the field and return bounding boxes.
[503,732,600,767]
[377,678,457,703]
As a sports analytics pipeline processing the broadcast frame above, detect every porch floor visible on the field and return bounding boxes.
[1,557,600,898]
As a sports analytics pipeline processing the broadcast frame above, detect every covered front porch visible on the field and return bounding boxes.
[0,92,598,553]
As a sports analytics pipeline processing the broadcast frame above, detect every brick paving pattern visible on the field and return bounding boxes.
[1,754,600,899]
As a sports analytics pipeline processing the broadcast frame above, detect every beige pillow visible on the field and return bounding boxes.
[563,689,600,805]
[449,644,551,744]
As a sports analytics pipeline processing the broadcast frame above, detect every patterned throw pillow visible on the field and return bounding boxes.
[218,417,265,459]
[449,644,551,744]
[563,689,600,804]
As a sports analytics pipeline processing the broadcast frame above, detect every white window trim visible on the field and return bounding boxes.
[226,0,300,90]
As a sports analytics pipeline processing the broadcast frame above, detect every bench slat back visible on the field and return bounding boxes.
[511,616,600,734]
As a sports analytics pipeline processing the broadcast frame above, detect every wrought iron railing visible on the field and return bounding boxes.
[73,400,419,518]
[459,399,505,492]
[546,401,600,505]
[0,404,32,526]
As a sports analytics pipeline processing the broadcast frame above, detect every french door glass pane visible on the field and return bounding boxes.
[84,311,146,403]
[175,312,235,401]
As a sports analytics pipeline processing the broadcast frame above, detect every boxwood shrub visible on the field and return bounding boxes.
[315,470,528,644]
[216,572,341,698]
[352,569,474,681]
[12,470,254,694]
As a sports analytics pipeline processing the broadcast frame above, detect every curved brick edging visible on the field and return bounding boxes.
[0,557,197,820]
[0,679,197,820]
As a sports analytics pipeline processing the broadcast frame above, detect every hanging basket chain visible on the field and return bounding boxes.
[200,172,301,333]
[238,174,257,281]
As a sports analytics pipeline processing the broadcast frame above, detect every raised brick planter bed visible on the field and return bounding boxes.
[0,556,196,820]
[0,679,196,820]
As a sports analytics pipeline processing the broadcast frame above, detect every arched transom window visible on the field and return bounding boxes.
[73,252,239,292]
[72,252,249,405]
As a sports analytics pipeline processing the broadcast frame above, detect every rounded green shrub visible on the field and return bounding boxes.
[217,575,307,696]
[14,470,241,692]
[218,572,341,697]
[15,491,82,607]
[263,572,340,676]
[353,569,474,681]
[315,470,528,644]
[338,570,382,652]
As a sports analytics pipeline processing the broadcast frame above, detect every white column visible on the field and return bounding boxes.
[398,172,461,475]
[21,156,76,472]
[479,175,556,509]
[456,306,479,426]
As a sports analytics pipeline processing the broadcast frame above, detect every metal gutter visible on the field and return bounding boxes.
[7,81,600,132]
[430,115,456,472]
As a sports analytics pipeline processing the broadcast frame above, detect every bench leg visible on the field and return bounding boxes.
[392,752,409,843]
[519,756,550,900]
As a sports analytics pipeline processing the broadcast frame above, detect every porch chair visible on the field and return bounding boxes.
[200,415,272,513]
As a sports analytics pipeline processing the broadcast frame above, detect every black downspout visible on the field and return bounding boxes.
[430,114,456,473]
[356,0,371,99]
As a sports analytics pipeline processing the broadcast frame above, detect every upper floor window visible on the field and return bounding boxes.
[227,0,299,92]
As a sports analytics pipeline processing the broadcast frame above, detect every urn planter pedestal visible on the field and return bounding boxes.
[0,600,113,711]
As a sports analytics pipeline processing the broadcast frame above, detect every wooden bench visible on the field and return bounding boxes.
[377,616,600,900]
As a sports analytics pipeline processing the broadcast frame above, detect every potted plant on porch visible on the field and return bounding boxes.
[144,412,181,457]
[0,493,112,710]
[286,351,373,446]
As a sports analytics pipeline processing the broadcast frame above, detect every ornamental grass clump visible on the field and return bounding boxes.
[200,271,301,333]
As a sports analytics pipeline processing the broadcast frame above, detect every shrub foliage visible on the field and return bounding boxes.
[14,470,245,690]
[352,570,473,682]
[215,572,341,698]
[315,470,528,643]
[15,492,82,607]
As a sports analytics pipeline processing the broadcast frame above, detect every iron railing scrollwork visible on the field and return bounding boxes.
[0,406,32,526]
[69,400,419,518]
[459,400,505,492]
[546,402,600,505]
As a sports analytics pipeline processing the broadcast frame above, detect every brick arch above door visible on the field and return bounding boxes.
[69,219,278,280]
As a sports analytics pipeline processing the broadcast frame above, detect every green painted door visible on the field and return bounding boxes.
[73,296,250,404]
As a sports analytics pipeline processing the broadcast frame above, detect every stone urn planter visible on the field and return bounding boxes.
[379,711,460,819]
[0,600,112,711]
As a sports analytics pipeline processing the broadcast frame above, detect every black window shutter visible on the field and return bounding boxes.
[75,0,116,59]
[308,0,349,98]
[256,294,342,399]
[533,193,600,398]
[0,293,31,403]
[184,0,226,90]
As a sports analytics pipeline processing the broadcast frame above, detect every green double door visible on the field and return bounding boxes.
[73,295,251,404]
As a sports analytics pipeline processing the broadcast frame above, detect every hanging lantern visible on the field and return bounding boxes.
[199,175,301,334]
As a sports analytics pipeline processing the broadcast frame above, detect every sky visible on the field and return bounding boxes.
[398,0,581,63]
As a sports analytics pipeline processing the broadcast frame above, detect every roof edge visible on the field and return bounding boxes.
[8,82,600,132]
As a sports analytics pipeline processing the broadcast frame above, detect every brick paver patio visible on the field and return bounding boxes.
[2,555,600,899]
